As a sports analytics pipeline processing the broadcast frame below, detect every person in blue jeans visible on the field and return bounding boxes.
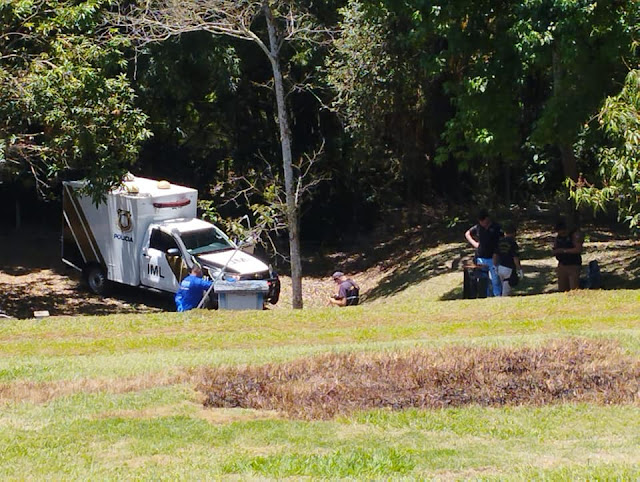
[175,265,213,312]
[464,209,503,297]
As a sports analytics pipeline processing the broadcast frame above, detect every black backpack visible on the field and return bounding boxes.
[587,260,602,289]
[345,281,360,306]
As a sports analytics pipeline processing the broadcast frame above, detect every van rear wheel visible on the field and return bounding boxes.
[85,265,109,295]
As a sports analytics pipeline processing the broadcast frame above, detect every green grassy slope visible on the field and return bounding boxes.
[1,288,639,479]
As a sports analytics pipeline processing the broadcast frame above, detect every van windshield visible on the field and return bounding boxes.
[180,227,233,254]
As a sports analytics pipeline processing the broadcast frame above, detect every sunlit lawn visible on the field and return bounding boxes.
[1,289,639,478]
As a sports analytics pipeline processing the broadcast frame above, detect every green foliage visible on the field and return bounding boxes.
[524,0,636,148]
[328,1,441,205]
[432,0,638,188]
[199,168,289,256]
[329,2,394,142]
[0,0,150,201]
[569,69,640,228]
[132,34,241,189]
[1,0,638,231]
[330,0,639,207]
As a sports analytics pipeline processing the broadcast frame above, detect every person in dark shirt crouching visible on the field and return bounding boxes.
[329,271,360,307]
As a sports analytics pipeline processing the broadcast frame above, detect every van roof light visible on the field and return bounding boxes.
[153,199,191,208]
[125,183,139,194]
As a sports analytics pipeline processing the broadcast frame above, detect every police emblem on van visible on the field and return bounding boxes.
[117,209,133,232]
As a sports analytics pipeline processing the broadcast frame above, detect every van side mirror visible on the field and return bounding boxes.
[241,241,255,254]
[167,247,180,256]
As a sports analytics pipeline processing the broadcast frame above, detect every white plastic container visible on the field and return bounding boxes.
[215,280,269,310]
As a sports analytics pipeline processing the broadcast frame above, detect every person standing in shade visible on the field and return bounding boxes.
[464,209,503,297]
[175,265,213,312]
[552,218,583,292]
[328,271,360,306]
[493,223,523,296]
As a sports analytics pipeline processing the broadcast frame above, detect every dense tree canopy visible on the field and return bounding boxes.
[1,0,639,241]
[0,0,150,201]
[329,0,639,212]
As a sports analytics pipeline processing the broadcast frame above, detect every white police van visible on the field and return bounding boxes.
[61,175,280,305]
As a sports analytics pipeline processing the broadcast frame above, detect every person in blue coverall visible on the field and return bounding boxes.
[175,265,213,312]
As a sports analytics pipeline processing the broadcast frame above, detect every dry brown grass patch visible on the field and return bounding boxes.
[197,339,640,419]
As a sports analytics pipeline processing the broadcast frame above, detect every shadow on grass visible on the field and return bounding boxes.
[438,264,559,301]
[0,228,175,319]
[364,243,467,302]
[1,273,175,319]
[1,222,637,317]
[602,273,640,290]
[364,231,560,302]
[365,225,640,303]
[599,252,640,290]
[303,226,464,277]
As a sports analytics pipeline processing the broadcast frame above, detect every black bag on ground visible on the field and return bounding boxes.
[463,268,488,299]
[587,260,602,289]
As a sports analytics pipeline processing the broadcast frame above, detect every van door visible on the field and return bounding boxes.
[140,228,187,292]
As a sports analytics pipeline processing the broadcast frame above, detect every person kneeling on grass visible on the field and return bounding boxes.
[493,223,523,297]
[328,271,360,307]
[175,265,213,312]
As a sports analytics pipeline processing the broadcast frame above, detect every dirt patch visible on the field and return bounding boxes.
[0,227,387,316]
[197,339,640,420]
[0,228,176,318]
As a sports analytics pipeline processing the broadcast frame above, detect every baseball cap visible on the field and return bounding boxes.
[332,271,344,280]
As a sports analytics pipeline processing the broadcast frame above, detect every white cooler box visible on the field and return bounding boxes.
[214,280,269,310]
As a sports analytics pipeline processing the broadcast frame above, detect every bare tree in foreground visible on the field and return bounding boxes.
[112,0,328,308]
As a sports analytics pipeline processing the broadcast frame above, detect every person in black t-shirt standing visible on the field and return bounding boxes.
[552,219,583,291]
[464,209,503,297]
[493,223,523,296]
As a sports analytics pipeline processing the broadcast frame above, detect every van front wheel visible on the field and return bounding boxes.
[85,265,109,295]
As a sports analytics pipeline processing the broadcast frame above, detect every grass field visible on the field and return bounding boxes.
[1,286,639,479]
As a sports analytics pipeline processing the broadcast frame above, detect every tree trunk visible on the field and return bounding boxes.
[504,160,511,208]
[264,3,303,309]
[558,142,578,183]
[15,200,21,231]
[552,46,579,224]
[552,48,579,184]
